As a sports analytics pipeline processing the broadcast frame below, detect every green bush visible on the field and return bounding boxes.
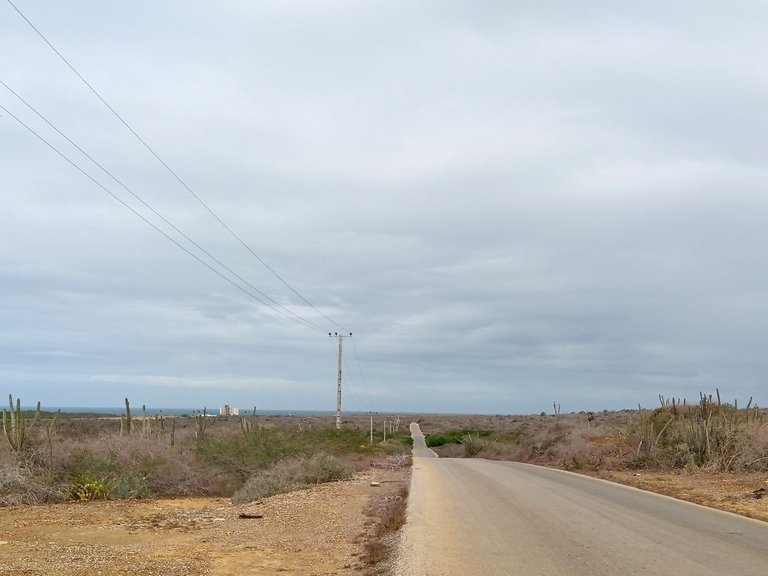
[426,429,489,448]
[63,452,118,481]
[109,472,150,499]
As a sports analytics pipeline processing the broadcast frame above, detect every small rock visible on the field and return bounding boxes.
[746,488,765,499]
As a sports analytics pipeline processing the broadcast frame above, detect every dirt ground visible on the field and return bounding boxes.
[600,470,768,522]
[1,431,767,575]
[0,467,408,576]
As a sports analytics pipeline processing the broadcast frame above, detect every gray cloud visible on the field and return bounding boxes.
[2,1,767,414]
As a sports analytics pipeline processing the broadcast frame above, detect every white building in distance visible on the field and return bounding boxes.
[219,405,239,416]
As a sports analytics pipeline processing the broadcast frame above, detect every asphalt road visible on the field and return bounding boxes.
[395,423,768,575]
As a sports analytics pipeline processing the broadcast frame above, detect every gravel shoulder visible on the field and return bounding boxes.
[0,467,408,576]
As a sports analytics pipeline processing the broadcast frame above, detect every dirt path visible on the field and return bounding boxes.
[0,468,407,575]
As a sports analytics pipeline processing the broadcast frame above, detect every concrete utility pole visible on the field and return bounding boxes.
[329,332,352,429]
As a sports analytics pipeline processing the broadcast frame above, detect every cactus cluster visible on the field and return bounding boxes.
[240,412,259,435]
[71,478,109,501]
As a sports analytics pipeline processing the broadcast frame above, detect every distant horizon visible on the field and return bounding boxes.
[14,404,692,417]
[15,404,583,417]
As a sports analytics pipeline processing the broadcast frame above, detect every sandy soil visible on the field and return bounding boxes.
[600,470,768,522]
[0,468,408,576]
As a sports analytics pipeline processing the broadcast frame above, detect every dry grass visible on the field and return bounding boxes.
[360,482,409,571]
[232,452,352,503]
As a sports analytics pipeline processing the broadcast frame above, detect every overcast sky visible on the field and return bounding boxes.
[2,1,768,414]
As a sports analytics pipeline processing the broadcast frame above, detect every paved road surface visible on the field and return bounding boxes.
[396,423,768,575]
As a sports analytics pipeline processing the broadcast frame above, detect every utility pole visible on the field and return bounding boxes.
[329,332,352,429]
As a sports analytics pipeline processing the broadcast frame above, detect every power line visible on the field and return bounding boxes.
[351,336,376,408]
[0,101,324,331]
[6,0,347,332]
[0,79,327,332]
[342,352,366,413]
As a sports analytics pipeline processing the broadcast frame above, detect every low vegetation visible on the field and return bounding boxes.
[232,452,351,503]
[5,388,763,507]
[425,428,490,448]
[421,390,768,474]
[0,396,411,506]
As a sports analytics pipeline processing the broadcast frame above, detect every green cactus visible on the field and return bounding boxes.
[121,397,132,435]
[45,409,61,482]
[195,408,209,439]
[240,416,255,435]
[240,407,259,435]
[71,478,109,501]
[2,395,40,453]
[141,404,150,435]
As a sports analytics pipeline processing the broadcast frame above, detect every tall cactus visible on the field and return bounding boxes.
[195,408,209,439]
[121,397,132,435]
[45,409,61,481]
[2,395,40,452]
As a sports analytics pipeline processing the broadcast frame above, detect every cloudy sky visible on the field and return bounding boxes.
[2,1,767,414]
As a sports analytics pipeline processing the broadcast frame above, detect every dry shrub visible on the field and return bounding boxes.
[515,422,573,462]
[105,434,223,496]
[369,453,412,470]
[361,483,409,568]
[51,431,224,499]
[477,441,518,460]
[2,412,406,505]
[611,396,768,473]
[232,452,351,504]
[431,442,463,457]
[0,463,63,505]
[459,433,487,458]
[740,424,768,470]
[419,413,617,471]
